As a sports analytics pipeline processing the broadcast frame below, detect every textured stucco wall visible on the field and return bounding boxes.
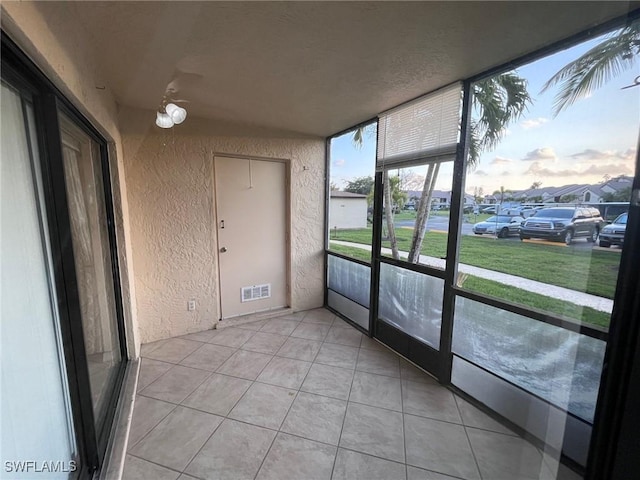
[2,2,140,357]
[119,107,326,343]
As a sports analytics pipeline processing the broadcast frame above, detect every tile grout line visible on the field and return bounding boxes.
[126,399,179,453]
[329,341,361,480]
[179,410,225,479]
[214,347,274,380]
[131,367,215,458]
[270,322,320,433]
[140,374,357,416]
[125,316,290,458]
[126,453,186,477]
[250,324,301,480]
[141,354,450,417]
[182,321,287,480]
[138,361,201,396]
[134,313,411,476]
[400,367,408,480]
[453,393,484,480]
[134,345,237,460]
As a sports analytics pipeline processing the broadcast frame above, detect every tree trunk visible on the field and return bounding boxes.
[408,162,440,263]
[383,170,400,260]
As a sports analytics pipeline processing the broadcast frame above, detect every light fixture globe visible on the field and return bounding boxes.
[155,111,174,128]
[165,103,187,124]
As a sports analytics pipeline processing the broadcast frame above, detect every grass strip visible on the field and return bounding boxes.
[329,242,612,329]
[329,228,619,299]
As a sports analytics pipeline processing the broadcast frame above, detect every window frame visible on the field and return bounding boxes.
[1,31,128,478]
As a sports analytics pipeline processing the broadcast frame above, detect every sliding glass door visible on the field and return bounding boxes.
[373,83,462,378]
[59,113,125,435]
[1,34,127,478]
[1,81,78,479]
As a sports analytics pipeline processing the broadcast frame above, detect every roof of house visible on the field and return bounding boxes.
[602,175,633,192]
[515,182,607,199]
[406,190,451,200]
[330,191,368,199]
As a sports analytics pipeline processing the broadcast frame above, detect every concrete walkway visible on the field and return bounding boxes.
[330,240,614,313]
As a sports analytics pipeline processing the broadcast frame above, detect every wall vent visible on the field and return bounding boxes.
[241,284,271,302]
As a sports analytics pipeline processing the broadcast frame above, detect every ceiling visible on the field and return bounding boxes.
[50,1,638,137]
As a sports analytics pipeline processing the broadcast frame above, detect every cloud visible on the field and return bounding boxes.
[490,156,513,165]
[582,163,633,176]
[522,147,557,162]
[521,117,549,129]
[570,148,636,163]
[500,171,511,176]
[525,161,632,177]
[333,158,345,167]
[472,170,488,176]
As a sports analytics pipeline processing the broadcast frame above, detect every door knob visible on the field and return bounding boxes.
[220,247,228,253]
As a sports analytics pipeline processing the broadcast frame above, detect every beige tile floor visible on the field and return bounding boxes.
[124,308,581,480]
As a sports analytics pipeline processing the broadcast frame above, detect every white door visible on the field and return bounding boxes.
[214,156,288,318]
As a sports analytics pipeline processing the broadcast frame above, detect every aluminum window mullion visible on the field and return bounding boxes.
[439,79,473,383]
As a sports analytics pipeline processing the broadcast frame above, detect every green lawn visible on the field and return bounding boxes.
[330,244,372,262]
[330,225,620,329]
[329,242,612,328]
[330,227,619,299]
[460,275,610,329]
[394,211,417,221]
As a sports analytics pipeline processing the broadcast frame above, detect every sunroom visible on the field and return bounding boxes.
[1,2,639,480]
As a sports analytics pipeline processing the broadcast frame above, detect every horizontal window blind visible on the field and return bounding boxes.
[377,82,462,170]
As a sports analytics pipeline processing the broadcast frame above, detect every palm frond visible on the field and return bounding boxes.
[542,24,640,115]
[469,72,531,166]
[352,127,364,148]
[351,123,376,150]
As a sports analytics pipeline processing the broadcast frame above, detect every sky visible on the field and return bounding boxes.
[329,26,639,196]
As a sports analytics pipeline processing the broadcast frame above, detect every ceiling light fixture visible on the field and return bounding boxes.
[155,111,174,128]
[155,93,188,129]
[165,103,187,124]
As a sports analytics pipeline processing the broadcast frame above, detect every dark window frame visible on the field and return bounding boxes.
[2,31,128,478]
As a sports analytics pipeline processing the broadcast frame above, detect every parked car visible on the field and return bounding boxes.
[599,213,627,248]
[481,205,497,214]
[473,215,524,238]
[500,205,537,217]
[519,207,604,245]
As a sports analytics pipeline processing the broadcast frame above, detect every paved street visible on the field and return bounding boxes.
[395,214,492,237]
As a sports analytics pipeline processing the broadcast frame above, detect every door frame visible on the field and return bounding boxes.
[211,153,292,321]
[369,82,470,381]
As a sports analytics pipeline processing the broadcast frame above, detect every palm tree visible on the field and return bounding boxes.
[352,72,531,263]
[468,73,530,165]
[542,22,640,116]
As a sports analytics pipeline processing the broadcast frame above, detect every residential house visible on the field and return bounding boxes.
[329,191,368,229]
